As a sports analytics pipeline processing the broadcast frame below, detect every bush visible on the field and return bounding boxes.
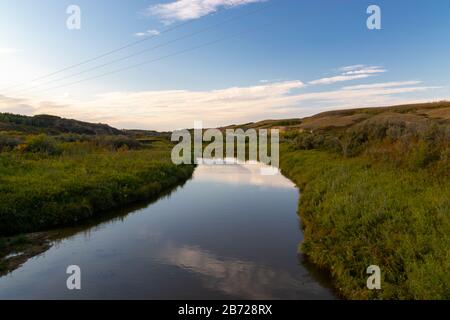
[94,135,141,151]
[0,134,22,152]
[55,134,91,143]
[284,119,449,169]
[23,134,62,155]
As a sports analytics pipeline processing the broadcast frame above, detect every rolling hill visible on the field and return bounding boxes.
[221,101,450,133]
[0,113,122,135]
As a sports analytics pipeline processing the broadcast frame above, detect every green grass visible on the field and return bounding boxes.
[0,140,195,235]
[279,146,449,299]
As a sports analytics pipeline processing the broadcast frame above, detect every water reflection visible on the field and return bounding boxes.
[193,162,295,189]
[158,243,325,299]
[0,161,335,299]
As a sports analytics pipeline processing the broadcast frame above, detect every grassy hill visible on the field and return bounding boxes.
[0,113,122,135]
[223,101,450,132]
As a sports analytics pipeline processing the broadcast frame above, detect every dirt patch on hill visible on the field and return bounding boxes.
[299,113,370,130]
[417,107,450,120]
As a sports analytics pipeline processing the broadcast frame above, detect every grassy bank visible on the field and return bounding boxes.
[0,136,195,236]
[279,146,449,299]
[0,233,52,275]
[247,102,450,299]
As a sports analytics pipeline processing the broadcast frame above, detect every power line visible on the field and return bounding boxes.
[2,2,274,93]
[2,20,191,92]
[0,9,222,92]
[10,4,271,95]
[38,24,268,94]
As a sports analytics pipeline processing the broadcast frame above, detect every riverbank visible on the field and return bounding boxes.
[279,147,449,299]
[0,233,52,275]
[0,139,195,236]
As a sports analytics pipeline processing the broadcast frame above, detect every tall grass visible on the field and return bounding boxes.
[280,146,449,299]
[0,139,194,235]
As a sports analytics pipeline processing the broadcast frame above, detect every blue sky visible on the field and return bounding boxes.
[0,0,449,130]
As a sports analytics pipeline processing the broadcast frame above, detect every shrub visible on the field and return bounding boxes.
[0,134,22,152]
[23,134,62,155]
[94,135,141,151]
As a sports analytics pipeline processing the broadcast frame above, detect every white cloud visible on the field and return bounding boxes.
[133,29,160,37]
[339,64,365,72]
[0,48,20,55]
[0,95,35,115]
[1,79,442,131]
[309,65,386,85]
[309,74,370,85]
[343,66,386,75]
[342,81,424,90]
[145,0,266,24]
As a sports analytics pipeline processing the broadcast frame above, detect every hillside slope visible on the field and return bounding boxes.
[0,113,122,135]
[222,101,450,133]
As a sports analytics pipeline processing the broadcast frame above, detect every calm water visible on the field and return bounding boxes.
[0,162,335,299]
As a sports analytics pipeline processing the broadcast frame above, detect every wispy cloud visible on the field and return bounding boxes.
[309,65,386,85]
[309,74,371,85]
[133,29,160,37]
[342,81,422,90]
[144,0,266,24]
[1,78,442,131]
[339,65,365,72]
[342,66,386,75]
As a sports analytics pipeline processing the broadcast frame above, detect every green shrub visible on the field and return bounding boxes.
[94,135,141,151]
[0,134,22,152]
[407,141,440,169]
[23,134,62,155]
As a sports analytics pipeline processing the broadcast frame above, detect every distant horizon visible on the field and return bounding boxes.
[2,99,448,132]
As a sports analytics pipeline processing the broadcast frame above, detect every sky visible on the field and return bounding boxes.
[0,0,449,130]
